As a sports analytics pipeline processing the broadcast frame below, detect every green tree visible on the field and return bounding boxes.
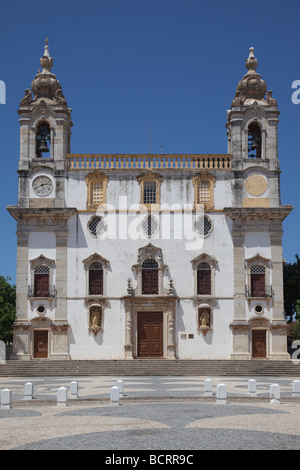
[284,255,300,343]
[0,276,16,345]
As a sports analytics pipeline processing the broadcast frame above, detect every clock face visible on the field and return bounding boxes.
[32,176,53,197]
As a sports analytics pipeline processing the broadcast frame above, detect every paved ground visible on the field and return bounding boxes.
[1,375,300,451]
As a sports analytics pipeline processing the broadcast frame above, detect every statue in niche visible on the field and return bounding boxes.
[90,306,101,329]
[199,309,210,328]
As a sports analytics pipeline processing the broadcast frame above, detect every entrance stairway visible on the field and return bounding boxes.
[0,359,299,377]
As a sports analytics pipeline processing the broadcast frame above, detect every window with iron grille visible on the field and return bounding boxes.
[250,265,265,297]
[195,215,213,237]
[198,181,210,205]
[197,263,211,295]
[88,216,106,237]
[143,181,157,204]
[142,259,159,294]
[142,215,159,237]
[89,262,103,295]
[90,181,104,206]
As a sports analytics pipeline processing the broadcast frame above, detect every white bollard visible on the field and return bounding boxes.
[292,380,300,397]
[204,378,213,396]
[116,380,124,397]
[57,386,67,407]
[110,386,120,406]
[24,382,34,400]
[248,379,256,395]
[270,383,280,404]
[1,389,12,409]
[216,383,227,404]
[70,381,78,399]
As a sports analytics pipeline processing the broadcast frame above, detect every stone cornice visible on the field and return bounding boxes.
[224,206,293,221]
[7,205,77,221]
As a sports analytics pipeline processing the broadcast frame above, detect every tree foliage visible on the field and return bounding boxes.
[284,255,300,343]
[0,276,16,345]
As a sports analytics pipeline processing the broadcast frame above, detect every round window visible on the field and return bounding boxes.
[37,305,46,315]
[141,215,159,237]
[254,304,263,314]
[195,215,213,237]
[88,216,106,237]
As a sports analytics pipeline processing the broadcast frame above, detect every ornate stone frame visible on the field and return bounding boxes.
[191,253,217,298]
[85,170,108,211]
[131,243,168,296]
[192,171,215,210]
[82,253,109,298]
[29,254,56,306]
[137,172,163,210]
[245,254,272,305]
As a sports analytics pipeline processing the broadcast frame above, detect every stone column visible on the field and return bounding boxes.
[231,221,250,359]
[269,227,289,360]
[51,229,70,359]
[13,230,31,359]
[167,304,176,359]
[124,301,133,359]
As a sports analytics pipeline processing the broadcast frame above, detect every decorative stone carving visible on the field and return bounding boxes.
[20,89,32,106]
[89,305,102,335]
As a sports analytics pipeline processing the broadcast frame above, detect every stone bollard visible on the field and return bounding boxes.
[70,381,78,399]
[24,382,34,400]
[204,378,213,396]
[110,386,120,406]
[1,389,12,409]
[248,379,256,396]
[216,383,227,404]
[0,340,6,364]
[270,384,280,404]
[57,386,67,407]
[292,380,300,397]
[116,380,124,397]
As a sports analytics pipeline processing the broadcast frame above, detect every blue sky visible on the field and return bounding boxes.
[0,0,299,284]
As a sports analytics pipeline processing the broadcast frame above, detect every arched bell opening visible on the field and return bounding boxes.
[248,121,262,158]
[36,121,50,158]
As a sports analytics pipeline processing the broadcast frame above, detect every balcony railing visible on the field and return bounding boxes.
[67,154,232,171]
[245,285,273,298]
[28,285,56,298]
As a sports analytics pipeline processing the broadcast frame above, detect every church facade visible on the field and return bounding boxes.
[7,44,292,360]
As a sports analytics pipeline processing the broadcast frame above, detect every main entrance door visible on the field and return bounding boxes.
[138,312,163,357]
[34,330,49,358]
[252,330,267,358]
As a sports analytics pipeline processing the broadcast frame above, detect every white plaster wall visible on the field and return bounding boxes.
[66,208,235,359]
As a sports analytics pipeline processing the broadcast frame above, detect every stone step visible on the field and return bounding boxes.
[0,360,299,377]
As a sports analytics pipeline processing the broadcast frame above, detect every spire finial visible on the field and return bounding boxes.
[245,46,258,73]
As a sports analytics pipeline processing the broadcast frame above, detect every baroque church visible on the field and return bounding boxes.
[7,43,292,360]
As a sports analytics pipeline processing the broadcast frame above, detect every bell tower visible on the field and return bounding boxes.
[226,47,281,208]
[18,40,73,208]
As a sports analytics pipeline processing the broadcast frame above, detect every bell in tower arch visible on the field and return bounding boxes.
[36,122,50,157]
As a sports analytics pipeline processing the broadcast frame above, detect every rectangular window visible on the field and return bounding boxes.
[143,181,157,204]
[198,181,210,205]
[91,181,104,206]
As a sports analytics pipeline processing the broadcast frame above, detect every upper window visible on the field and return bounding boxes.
[85,171,108,211]
[89,262,103,295]
[34,265,50,297]
[193,172,215,210]
[137,173,163,207]
[250,265,265,297]
[197,263,211,295]
[142,259,159,295]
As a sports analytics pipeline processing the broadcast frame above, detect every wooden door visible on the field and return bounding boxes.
[251,273,265,297]
[89,269,103,295]
[34,274,49,297]
[252,330,267,358]
[34,330,48,358]
[138,312,163,357]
